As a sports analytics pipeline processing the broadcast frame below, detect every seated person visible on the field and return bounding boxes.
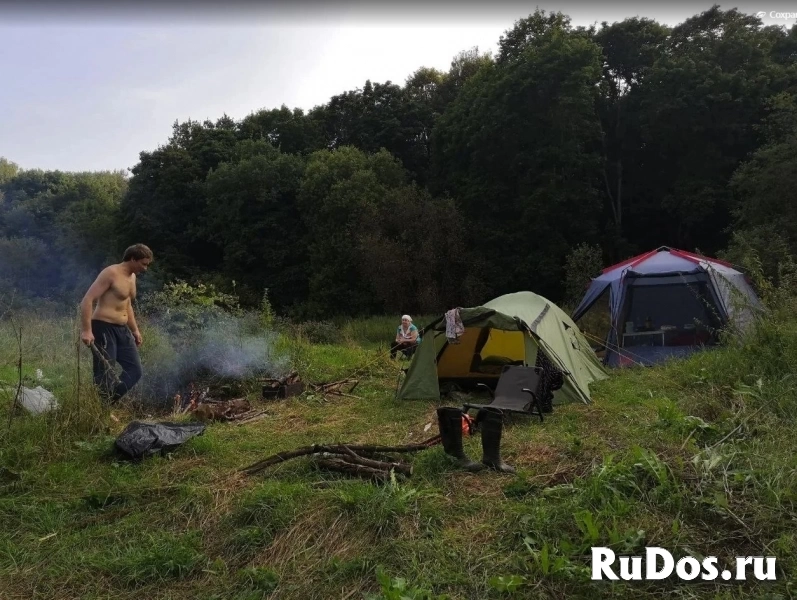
[391,315,421,359]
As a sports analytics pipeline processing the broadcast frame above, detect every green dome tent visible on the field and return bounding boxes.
[396,291,608,404]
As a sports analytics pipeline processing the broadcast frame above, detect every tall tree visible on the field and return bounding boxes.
[730,93,797,252]
[432,12,605,300]
[118,143,208,280]
[297,146,406,317]
[237,106,326,155]
[592,17,670,258]
[357,183,485,314]
[0,157,19,184]
[202,143,308,309]
[628,6,797,253]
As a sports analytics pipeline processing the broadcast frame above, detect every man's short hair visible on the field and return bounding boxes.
[123,243,154,262]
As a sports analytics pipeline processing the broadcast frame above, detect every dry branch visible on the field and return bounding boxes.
[338,446,413,476]
[231,409,269,424]
[241,435,440,476]
[309,378,361,398]
[7,323,22,428]
[315,457,392,482]
[88,342,122,388]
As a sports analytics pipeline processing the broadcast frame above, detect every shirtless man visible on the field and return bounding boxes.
[80,243,153,403]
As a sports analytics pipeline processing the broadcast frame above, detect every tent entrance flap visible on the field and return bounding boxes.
[436,327,527,378]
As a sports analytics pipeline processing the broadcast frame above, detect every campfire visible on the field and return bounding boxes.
[172,380,267,424]
[167,368,360,425]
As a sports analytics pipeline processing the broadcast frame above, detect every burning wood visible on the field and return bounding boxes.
[172,382,210,414]
[191,398,252,422]
[171,391,267,423]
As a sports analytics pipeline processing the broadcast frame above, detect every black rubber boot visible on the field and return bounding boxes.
[437,407,484,472]
[477,407,516,474]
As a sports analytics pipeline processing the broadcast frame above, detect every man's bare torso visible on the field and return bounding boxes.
[93,265,136,326]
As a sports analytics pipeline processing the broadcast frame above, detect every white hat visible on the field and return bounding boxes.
[401,315,412,322]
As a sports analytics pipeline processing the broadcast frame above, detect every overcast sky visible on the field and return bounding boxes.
[0,1,789,173]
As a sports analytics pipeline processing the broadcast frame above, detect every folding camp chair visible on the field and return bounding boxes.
[462,365,545,423]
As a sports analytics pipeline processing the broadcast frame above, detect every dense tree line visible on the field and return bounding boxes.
[2,6,797,317]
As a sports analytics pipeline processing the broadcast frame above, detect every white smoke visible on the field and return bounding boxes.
[137,309,293,406]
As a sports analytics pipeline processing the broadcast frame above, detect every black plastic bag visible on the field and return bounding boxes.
[114,421,206,461]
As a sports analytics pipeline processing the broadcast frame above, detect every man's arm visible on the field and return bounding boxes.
[79,269,112,345]
[127,298,142,346]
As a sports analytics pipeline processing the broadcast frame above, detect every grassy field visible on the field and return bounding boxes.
[0,300,795,600]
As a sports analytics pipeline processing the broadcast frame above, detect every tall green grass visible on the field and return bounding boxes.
[0,309,107,470]
[1,286,796,599]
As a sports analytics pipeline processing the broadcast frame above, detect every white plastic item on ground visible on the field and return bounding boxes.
[17,386,59,414]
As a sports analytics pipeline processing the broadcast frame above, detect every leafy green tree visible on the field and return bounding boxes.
[435,47,494,110]
[237,106,326,155]
[118,144,208,280]
[496,9,574,63]
[310,79,435,184]
[54,172,127,261]
[202,145,307,309]
[0,157,19,184]
[170,116,239,175]
[432,12,605,299]
[627,6,797,253]
[357,183,484,314]
[592,17,670,258]
[729,93,797,254]
[297,146,406,317]
[563,243,604,304]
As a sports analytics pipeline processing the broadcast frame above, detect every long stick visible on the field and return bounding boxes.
[241,435,440,475]
[88,342,122,388]
[315,457,392,482]
[75,337,81,415]
[339,446,413,476]
[7,323,22,428]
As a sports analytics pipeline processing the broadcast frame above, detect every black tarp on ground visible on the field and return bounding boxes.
[114,420,206,461]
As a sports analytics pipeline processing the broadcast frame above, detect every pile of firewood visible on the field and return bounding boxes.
[241,436,441,483]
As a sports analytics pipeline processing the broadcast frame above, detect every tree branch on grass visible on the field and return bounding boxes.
[241,435,440,476]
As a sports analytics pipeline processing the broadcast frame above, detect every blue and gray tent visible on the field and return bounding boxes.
[571,246,762,367]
